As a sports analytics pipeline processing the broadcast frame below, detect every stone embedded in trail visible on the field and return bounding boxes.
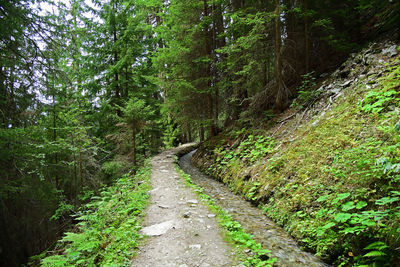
[180,151,328,267]
[131,145,233,266]
[189,244,202,249]
[149,187,160,193]
[186,199,198,204]
[140,220,175,236]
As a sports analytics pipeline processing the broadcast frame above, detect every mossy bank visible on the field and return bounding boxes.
[192,42,400,266]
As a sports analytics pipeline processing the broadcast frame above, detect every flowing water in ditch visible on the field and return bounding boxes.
[179,150,329,267]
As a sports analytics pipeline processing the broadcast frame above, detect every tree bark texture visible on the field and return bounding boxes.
[275,0,284,111]
[304,0,310,74]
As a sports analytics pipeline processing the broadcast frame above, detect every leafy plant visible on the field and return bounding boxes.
[291,72,319,109]
[361,90,399,113]
[361,61,400,114]
[247,182,260,200]
[37,162,152,266]
[101,160,131,183]
[354,241,390,266]
[51,201,75,221]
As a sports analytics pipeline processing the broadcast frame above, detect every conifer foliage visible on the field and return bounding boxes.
[0,0,398,265]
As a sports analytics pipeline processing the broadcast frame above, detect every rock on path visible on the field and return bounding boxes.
[131,144,233,267]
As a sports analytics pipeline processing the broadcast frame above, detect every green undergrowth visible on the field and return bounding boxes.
[193,56,400,266]
[175,166,276,267]
[33,161,152,266]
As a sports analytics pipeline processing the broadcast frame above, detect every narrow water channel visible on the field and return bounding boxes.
[179,150,328,267]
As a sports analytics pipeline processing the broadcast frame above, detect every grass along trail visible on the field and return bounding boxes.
[180,150,328,267]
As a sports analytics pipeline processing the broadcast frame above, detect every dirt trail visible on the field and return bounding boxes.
[131,144,235,267]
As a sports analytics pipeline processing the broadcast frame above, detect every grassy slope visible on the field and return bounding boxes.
[193,45,400,266]
[34,162,152,266]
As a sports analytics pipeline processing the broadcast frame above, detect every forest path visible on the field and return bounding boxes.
[131,144,235,267]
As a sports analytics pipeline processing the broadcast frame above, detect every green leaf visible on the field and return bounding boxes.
[316,195,330,202]
[322,222,336,230]
[363,251,387,257]
[391,191,400,196]
[375,196,399,205]
[41,255,68,267]
[340,225,365,234]
[332,192,350,204]
[341,201,355,211]
[334,213,352,223]
[360,219,375,227]
[356,201,367,209]
[363,241,389,251]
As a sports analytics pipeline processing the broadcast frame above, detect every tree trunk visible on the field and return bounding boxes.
[52,93,59,188]
[200,127,204,142]
[132,129,137,165]
[141,132,146,157]
[203,0,216,137]
[114,33,120,99]
[188,127,192,142]
[112,1,121,116]
[155,12,164,49]
[71,134,77,202]
[212,3,219,128]
[125,67,129,98]
[275,0,284,111]
[79,148,83,186]
[304,0,310,73]
[263,45,268,88]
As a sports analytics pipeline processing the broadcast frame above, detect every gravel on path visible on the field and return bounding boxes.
[131,144,234,267]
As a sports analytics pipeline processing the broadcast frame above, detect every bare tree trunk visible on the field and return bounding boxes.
[304,0,310,73]
[112,1,121,116]
[188,127,192,142]
[114,34,120,98]
[79,148,83,186]
[214,2,226,132]
[132,127,136,166]
[200,127,204,142]
[263,45,268,88]
[203,0,216,137]
[140,132,146,157]
[212,4,218,129]
[275,0,284,111]
[52,92,59,188]
[71,134,77,202]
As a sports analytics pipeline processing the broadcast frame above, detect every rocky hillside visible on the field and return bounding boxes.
[192,41,400,266]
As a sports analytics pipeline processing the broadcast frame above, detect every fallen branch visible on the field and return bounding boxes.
[278,113,296,123]
[296,107,309,127]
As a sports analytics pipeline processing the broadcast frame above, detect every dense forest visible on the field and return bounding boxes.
[0,0,399,266]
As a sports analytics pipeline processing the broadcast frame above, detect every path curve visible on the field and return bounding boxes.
[131,144,234,267]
